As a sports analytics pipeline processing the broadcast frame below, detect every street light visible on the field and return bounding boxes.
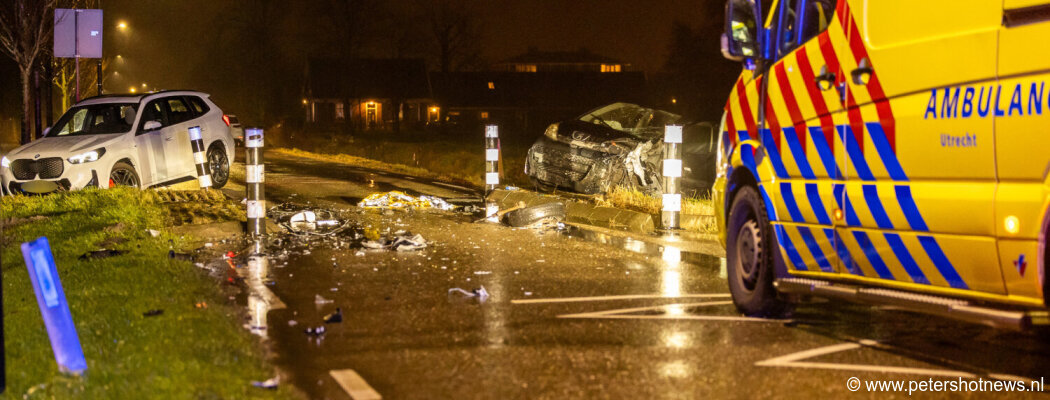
[129,87,136,93]
[117,21,127,30]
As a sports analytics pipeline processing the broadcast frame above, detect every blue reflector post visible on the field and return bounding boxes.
[20,237,87,375]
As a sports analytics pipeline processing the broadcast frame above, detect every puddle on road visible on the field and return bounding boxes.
[559,224,725,274]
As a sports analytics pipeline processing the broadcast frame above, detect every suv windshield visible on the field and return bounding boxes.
[51,103,138,136]
[578,103,683,138]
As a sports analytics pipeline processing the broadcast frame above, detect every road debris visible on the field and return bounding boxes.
[304,326,327,336]
[143,309,164,317]
[168,250,193,261]
[79,249,127,260]
[358,190,455,210]
[251,377,279,390]
[362,232,427,251]
[503,202,566,228]
[315,294,334,304]
[448,286,490,302]
[324,308,343,323]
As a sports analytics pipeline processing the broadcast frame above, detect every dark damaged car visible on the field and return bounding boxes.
[525,103,716,195]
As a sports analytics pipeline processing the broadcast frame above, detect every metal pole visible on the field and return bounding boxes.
[245,128,265,236]
[96,60,102,95]
[484,124,499,221]
[662,125,683,230]
[188,126,211,190]
[74,10,79,103]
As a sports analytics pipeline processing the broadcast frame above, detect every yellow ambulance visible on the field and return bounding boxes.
[714,0,1050,329]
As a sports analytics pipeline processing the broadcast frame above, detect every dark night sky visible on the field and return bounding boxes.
[2,0,734,126]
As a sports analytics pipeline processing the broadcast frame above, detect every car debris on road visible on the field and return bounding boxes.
[358,190,455,211]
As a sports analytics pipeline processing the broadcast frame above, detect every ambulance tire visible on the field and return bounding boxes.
[726,185,792,317]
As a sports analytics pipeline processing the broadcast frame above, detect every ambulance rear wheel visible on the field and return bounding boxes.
[726,185,791,317]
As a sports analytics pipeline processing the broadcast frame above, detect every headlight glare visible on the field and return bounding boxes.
[1,156,9,168]
[68,148,106,164]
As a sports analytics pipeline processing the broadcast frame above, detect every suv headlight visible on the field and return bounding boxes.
[1,156,9,168]
[544,123,560,140]
[68,148,106,164]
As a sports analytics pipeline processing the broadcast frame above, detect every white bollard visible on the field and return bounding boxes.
[245,128,265,236]
[662,125,683,230]
[188,126,212,190]
[484,124,500,221]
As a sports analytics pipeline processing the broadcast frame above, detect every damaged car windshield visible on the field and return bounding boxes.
[578,102,682,138]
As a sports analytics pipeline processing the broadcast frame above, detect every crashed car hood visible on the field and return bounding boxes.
[6,133,125,159]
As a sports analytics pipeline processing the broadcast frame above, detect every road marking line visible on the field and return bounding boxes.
[512,293,731,305]
[431,182,475,192]
[558,301,783,323]
[755,342,978,378]
[330,369,382,400]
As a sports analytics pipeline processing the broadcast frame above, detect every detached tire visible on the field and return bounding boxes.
[504,202,566,227]
[726,186,791,317]
[108,161,140,188]
[207,143,230,189]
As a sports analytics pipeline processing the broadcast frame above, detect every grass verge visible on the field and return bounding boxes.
[0,188,295,399]
[597,186,717,233]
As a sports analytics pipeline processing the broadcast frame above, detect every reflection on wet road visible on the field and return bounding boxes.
[228,152,1050,399]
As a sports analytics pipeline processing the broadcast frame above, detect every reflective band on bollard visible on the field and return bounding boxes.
[245,128,266,237]
[662,125,683,230]
[188,126,212,190]
[484,124,499,194]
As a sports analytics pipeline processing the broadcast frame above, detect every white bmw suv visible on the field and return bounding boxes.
[0,91,235,194]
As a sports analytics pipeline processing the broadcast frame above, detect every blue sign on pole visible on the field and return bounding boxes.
[20,237,87,375]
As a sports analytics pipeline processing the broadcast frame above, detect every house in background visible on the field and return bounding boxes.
[303,58,434,131]
[491,47,630,73]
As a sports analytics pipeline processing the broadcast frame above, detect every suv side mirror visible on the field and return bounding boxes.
[722,0,758,62]
[143,120,162,131]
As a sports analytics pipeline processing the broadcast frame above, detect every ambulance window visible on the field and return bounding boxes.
[776,0,836,56]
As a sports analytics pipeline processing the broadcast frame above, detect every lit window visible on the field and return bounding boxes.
[601,64,622,73]
[488,81,495,90]
[335,103,345,120]
[515,64,537,73]
[480,111,489,120]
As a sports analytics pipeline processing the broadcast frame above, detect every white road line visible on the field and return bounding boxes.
[512,293,731,305]
[558,301,784,323]
[330,369,382,400]
[755,342,978,378]
[431,181,475,192]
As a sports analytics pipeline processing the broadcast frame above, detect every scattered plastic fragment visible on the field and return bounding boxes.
[79,249,127,260]
[147,229,161,237]
[324,308,343,324]
[168,250,192,261]
[362,233,427,252]
[355,251,365,257]
[304,326,327,336]
[474,271,492,275]
[315,294,333,304]
[448,286,489,302]
[358,191,455,210]
[251,377,279,390]
[143,309,164,317]
[288,320,298,326]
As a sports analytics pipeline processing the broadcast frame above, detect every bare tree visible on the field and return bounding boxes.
[420,0,483,72]
[53,57,109,111]
[0,0,59,144]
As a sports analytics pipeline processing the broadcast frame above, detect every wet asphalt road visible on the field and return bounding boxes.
[224,151,1050,399]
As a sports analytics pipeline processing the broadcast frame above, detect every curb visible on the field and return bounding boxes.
[487,189,655,234]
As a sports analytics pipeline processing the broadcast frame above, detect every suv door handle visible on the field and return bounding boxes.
[815,65,836,91]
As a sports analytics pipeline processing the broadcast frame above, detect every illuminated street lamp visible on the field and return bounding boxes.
[129,87,136,93]
[118,21,128,30]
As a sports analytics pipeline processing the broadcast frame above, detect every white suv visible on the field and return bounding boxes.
[0,91,235,194]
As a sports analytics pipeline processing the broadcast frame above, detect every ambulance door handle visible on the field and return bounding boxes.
[815,65,836,91]
[851,58,873,85]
